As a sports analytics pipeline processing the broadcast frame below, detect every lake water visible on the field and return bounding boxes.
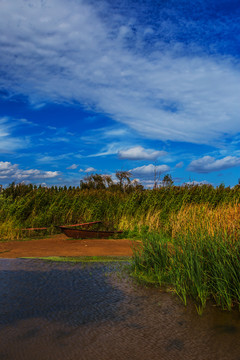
[0,259,240,360]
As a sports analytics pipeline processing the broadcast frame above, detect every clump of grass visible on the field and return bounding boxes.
[132,231,240,313]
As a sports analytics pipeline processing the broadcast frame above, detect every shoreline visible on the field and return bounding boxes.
[0,234,135,258]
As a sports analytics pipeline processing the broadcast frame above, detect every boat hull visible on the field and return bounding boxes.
[58,226,123,239]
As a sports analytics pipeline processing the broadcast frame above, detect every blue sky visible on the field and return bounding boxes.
[0,0,240,187]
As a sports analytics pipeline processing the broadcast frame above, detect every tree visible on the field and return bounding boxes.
[130,179,144,191]
[162,174,174,187]
[102,175,113,188]
[80,174,110,190]
[115,171,131,191]
[153,164,162,189]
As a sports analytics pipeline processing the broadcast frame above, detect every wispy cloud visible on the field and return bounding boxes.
[175,161,184,168]
[103,128,128,138]
[86,142,132,158]
[188,156,240,173]
[118,146,166,160]
[0,0,239,146]
[80,125,136,147]
[46,137,70,143]
[67,164,78,170]
[0,161,60,180]
[37,154,72,164]
[0,117,30,153]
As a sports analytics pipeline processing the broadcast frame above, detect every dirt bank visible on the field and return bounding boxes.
[0,234,135,258]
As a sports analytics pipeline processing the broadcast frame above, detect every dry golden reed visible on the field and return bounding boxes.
[118,209,162,231]
[169,202,240,241]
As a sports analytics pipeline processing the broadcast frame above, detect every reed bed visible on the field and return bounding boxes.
[0,183,239,240]
[169,202,240,242]
[132,232,240,313]
[132,202,240,313]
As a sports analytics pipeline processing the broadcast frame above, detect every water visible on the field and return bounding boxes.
[0,259,240,360]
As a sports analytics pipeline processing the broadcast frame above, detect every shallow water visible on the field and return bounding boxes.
[0,259,240,360]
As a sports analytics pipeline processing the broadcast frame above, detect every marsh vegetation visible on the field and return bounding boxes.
[0,177,239,312]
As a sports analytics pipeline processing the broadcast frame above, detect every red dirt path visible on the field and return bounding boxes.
[0,234,135,258]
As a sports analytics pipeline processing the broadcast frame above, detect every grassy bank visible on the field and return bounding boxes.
[132,218,240,313]
[132,200,240,313]
[0,182,239,240]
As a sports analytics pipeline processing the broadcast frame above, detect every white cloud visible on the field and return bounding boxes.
[130,164,170,177]
[0,117,29,153]
[0,161,60,180]
[103,128,128,138]
[79,167,96,173]
[46,137,70,143]
[139,179,155,189]
[118,146,166,160]
[37,153,72,163]
[86,142,133,158]
[85,167,96,172]
[19,118,37,127]
[184,180,211,186]
[86,143,120,157]
[188,156,240,173]
[175,161,184,168]
[135,177,180,188]
[67,164,78,169]
[0,138,27,153]
[0,0,239,145]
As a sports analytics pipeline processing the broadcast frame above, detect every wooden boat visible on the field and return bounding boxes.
[56,221,123,239]
[20,221,122,239]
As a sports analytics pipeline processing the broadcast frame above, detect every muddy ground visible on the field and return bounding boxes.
[0,234,135,258]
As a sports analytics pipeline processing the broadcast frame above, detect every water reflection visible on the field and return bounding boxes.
[0,259,239,360]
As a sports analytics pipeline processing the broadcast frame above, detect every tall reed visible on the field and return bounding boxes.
[169,203,240,242]
[132,198,240,312]
[0,183,239,241]
[132,231,240,313]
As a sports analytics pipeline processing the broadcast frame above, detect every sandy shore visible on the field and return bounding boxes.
[0,234,135,258]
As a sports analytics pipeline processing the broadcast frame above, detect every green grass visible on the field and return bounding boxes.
[21,256,131,263]
[132,232,240,314]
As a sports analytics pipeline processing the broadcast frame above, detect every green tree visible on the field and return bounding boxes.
[115,171,131,191]
[162,174,174,187]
